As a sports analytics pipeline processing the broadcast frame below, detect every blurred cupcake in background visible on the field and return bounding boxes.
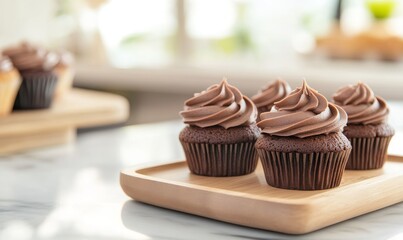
[251,79,291,121]
[3,42,59,109]
[2,42,37,60]
[54,51,75,99]
[0,55,21,116]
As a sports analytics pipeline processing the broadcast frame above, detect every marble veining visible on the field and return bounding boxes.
[0,119,403,240]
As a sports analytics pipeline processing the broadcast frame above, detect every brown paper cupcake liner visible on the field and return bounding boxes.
[257,149,351,190]
[346,136,392,170]
[181,141,258,177]
[13,72,58,110]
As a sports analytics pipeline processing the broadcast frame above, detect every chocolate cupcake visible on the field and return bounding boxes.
[251,79,291,120]
[333,82,395,170]
[0,55,21,116]
[256,80,351,190]
[179,79,260,177]
[3,42,59,109]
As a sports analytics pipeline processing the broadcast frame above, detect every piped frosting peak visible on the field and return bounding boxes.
[180,79,257,129]
[333,82,389,125]
[258,80,347,138]
[251,79,291,112]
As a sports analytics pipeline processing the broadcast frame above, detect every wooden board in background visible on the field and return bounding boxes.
[120,156,403,234]
[0,88,129,154]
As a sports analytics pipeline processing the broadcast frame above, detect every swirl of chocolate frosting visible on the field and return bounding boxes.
[258,80,347,138]
[12,50,58,72]
[333,82,389,125]
[0,55,13,72]
[2,42,59,72]
[180,79,257,129]
[251,79,291,112]
[2,42,37,59]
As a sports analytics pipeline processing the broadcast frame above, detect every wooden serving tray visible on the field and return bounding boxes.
[0,88,129,154]
[120,155,403,234]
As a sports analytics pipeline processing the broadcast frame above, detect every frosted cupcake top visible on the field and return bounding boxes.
[12,50,59,72]
[0,55,13,72]
[180,79,257,129]
[333,82,389,125]
[2,42,37,58]
[258,80,347,138]
[2,42,59,72]
[251,79,291,112]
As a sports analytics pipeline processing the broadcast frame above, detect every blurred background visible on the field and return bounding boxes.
[2,0,403,124]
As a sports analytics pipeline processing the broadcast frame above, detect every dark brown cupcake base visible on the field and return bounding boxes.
[257,149,351,190]
[13,71,58,110]
[181,141,258,177]
[346,136,392,170]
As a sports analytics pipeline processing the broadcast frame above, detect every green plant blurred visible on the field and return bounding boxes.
[212,3,253,56]
[213,27,252,55]
[366,0,396,20]
[120,34,148,46]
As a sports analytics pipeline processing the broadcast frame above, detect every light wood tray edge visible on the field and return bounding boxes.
[120,156,403,234]
[0,89,130,135]
[0,89,129,154]
[69,89,130,129]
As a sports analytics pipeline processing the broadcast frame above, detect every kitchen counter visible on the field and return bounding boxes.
[1,105,403,239]
[76,59,403,100]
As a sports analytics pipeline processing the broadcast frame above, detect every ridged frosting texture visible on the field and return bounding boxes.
[2,42,58,72]
[251,79,291,111]
[180,79,257,129]
[0,55,13,72]
[258,80,347,138]
[333,82,389,125]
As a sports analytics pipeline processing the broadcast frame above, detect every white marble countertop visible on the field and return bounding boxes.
[1,113,403,239]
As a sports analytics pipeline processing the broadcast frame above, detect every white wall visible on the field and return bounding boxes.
[0,0,56,47]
